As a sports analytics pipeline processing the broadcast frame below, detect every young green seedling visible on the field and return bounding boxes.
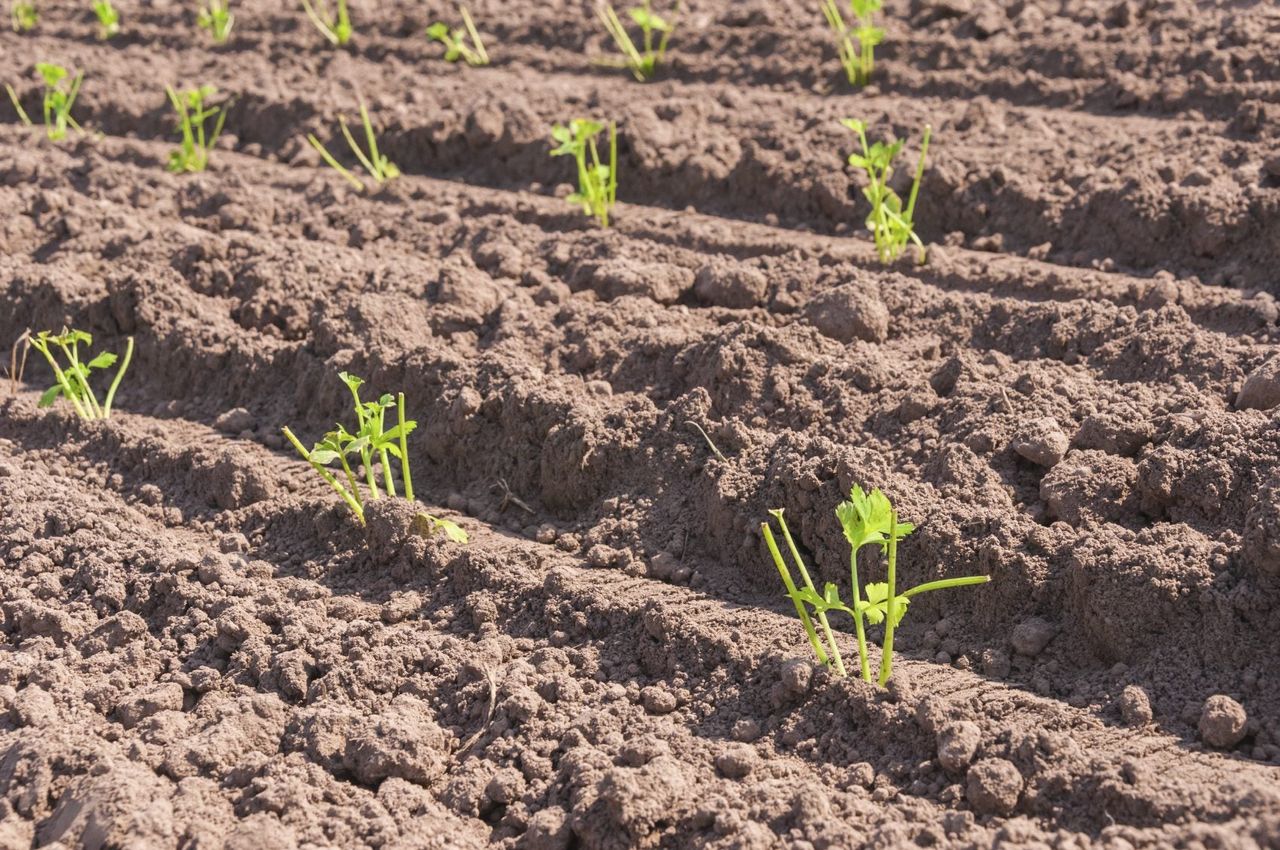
[764,486,989,686]
[6,63,84,141]
[427,6,489,66]
[281,372,461,539]
[821,0,882,86]
[550,119,617,228]
[11,1,37,31]
[197,0,234,43]
[597,0,678,82]
[165,85,228,173]
[300,0,351,46]
[843,118,932,263]
[92,0,119,39]
[307,99,399,192]
[28,328,134,420]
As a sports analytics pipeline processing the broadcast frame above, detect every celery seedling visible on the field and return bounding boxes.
[300,0,351,46]
[550,119,617,228]
[92,0,119,39]
[6,63,84,141]
[165,85,228,173]
[597,0,678,82]
[197,0,233,43]
[764,486,989,686]
[821,0,882,87]
[843,118,932,263]
[307,99,399,192]
[28,329,133,420]
[282,373,422,526]
[11,1,37,31]
[427,6,489,66]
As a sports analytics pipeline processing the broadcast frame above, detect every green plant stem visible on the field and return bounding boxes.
[337,452,361,505]
[30,342,89,419]
[6,84,31,125]
[283,426,365,523]
[762,521,830,668]
[460,6,488,64]
[307,133,365,190]
[775,514,846,677]
[101,336,132,416]
[377,407,396,497]
[398,392,414,501]
[56,338,102,418]
[878,510,900,686]
[848,542,872,682]
[904,575,989,598]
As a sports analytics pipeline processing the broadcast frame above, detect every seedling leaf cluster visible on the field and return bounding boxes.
[764,486,989,686]
[427,6,489,66]
[7,63,83,141]
[166,85,228,173]
[597,0,678,81]
[308,99,399,191]
[843,118,932,264]
[550,119,617,228]
[29,328,133,420]
[11,1,36,31]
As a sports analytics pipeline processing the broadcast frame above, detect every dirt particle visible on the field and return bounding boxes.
[715,744,758,779]
[1011,417,1069,467]
[587,544,620,568]
[116,682,184,728]
[485,767,526,805]
[779,658,812,697]
[344,695,450,786]
[1119,685,1153,726]
[937,721,982,772]
[640,686,678,715]
[1010,617,1057,657]
[693,261,769,309]
[215,407,255,433]
[802,283,890,344]
[965,758,1023,815]
[731,718,761,742]
[518,806,571,850]
[1236,356,1280,410]
[13,685,57,727]
[1198,695,1248,749]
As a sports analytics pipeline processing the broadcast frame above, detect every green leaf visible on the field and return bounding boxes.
[309,449,340,464]
[338,371,363,393]
[39,384,63,407]
[86,351,117,370]
[426,21,449,40]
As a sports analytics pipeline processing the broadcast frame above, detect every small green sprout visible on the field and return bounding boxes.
[597,0,678,82]
[92,0,120,39]
[763,486,990,686]
[11,1,37,31]
[28,329,134,420]
[427,6,489,66]
[821,0,882,87]
[6,63,84,141]
[307,99,399,192]
[283,372,431,528]
[197,0,233,43]
[843,118,932,264]
[165,85,228,173]
[414,511,469,543]
[300,0,351,46]
[550,119,617,228]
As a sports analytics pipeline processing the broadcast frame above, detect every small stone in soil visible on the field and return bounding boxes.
[1199,695,1247,749]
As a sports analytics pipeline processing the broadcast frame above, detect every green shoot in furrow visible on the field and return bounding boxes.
[822,0,882,87]
[307,99,399,191]
[843,118,932,264]
[764,486,990,686]
[597,0,679,82]
[7,63,84,141]
[92,0,119,39]
[301,0,351,46]
[166,85,228,173]
[427,5,489,66]
[197,0,234,43]
[550,119,617,228]
[11,1,37,31]
[29,329,134,420]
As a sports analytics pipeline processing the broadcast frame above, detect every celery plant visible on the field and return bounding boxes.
[307,99,399,191]
[550,119,617,228]
[821,0,882,86]
[165,85,228,173]
[597,0,678,81]
[29,329,133,420]
[197,0,233,43]
[92,0,119,39]
[300,0,350,45]
[6,63,83,141]
[11,1,36,31]
[843,118,932,263]
[427,6,489,66]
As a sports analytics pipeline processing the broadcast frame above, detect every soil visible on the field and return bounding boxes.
[3,0,1280,847]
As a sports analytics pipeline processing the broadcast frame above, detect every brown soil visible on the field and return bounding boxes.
[3,1,1280,847]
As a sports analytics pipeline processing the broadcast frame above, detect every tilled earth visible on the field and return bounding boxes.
[3,0,1280,847]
